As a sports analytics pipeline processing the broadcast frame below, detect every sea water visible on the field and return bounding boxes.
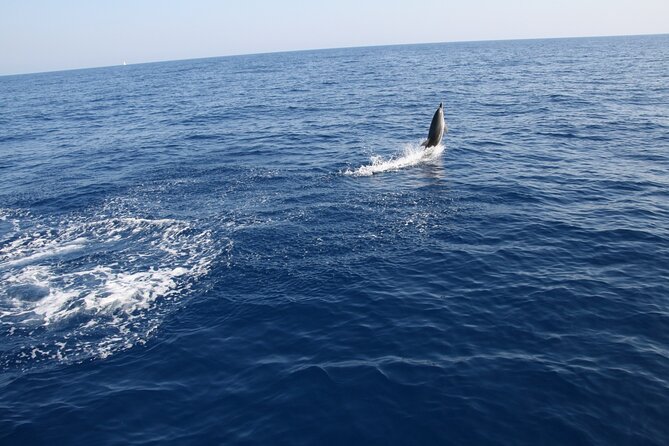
[1,35,668,445]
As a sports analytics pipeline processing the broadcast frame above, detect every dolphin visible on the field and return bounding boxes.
[421,102,446,148]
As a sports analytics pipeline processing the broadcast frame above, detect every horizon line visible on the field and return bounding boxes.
[2,32,667,78]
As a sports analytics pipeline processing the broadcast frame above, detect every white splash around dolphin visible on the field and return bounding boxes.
[344,142,444,177]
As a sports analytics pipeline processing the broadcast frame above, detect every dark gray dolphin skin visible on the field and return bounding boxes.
[421,102,446,148]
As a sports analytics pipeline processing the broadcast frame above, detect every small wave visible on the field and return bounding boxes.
[343,142,444,177]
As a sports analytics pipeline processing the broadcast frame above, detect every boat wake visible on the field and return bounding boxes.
[343,142,444,177]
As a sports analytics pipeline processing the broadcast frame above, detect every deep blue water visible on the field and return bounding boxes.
[1,35,669,445]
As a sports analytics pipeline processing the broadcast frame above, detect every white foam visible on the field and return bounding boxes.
[82,266,189,313]
[0,209,228,365]
[344,142,445,177]
[0,237,87,269]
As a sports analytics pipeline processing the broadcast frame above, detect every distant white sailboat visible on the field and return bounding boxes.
[123,61,127,66]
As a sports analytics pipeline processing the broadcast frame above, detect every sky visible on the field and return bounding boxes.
[1,0,668,75]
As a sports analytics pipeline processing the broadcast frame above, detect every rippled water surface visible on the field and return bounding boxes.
[1,35,669,445]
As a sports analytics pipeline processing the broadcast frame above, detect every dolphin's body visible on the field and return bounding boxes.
[421,102,446,148]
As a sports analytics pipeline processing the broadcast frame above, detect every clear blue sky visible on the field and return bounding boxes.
[1,0,667,75]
